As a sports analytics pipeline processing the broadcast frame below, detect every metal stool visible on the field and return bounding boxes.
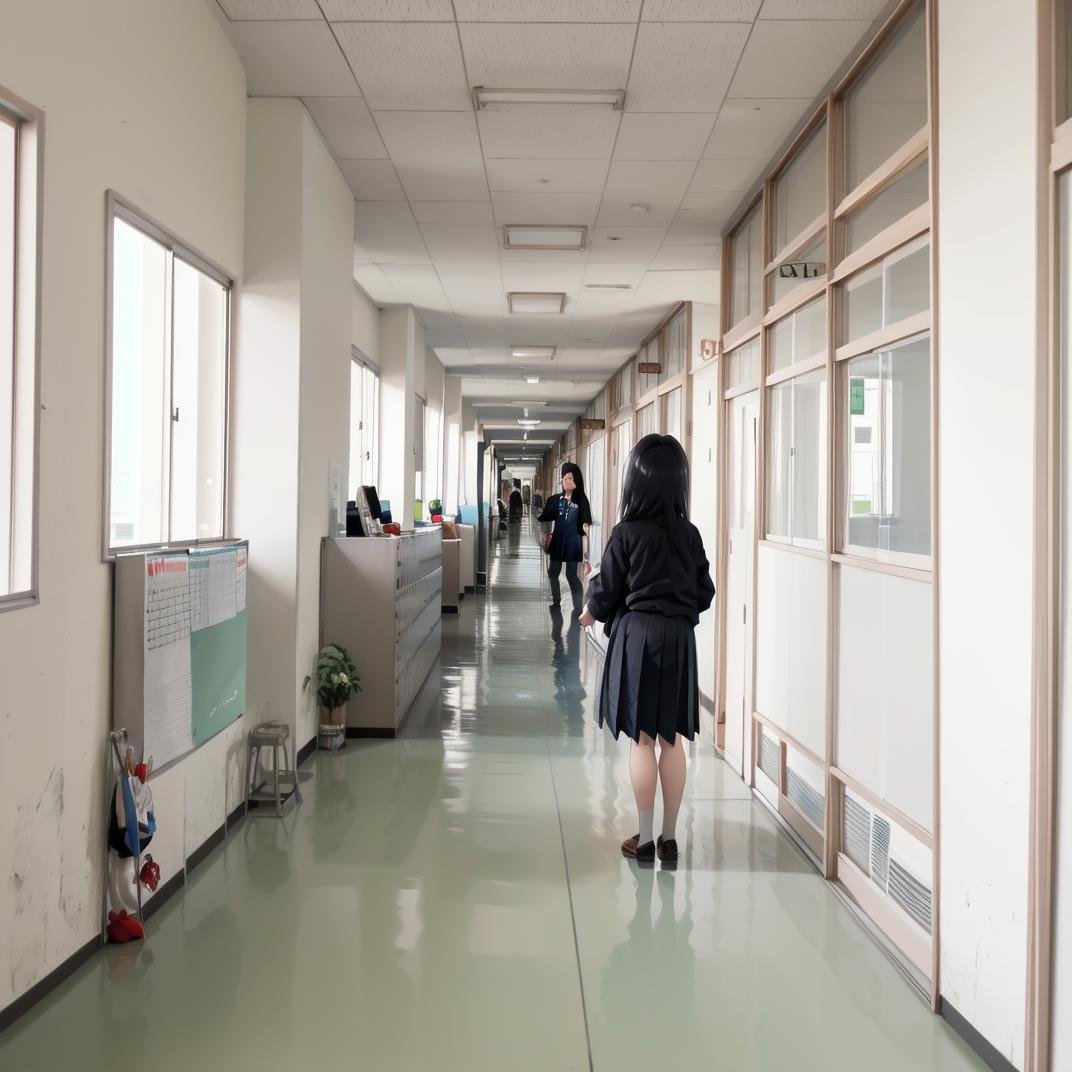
[245,720,302,817]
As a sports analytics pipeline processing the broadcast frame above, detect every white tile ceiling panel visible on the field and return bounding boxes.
[412,202,495,224]
[434,261,504,288]
[353,201,430,264]
[381,265,453,312]
[419,310,468,346]
[614,113,716,161]
[729,20,872,99]
[461,319,509,344]
[478,106,621,159]
[339,160,406,199]
[631,268,718,308]
[651,242,721,269]
[704,98,809,159]
[455,0,640,19]
[664,217,723,244]
[501,262,587,295]
[485,159,611,194]
[597,160,696,228]
[322,0,454,17]
[353,263,396,302]
[460,24,636,91]
[689,158,764,193]
[676,190,747,224]
[626,23,749,112]
[758,0,887,17]
[222,22,360,96]
[446,288,509,316]
[569,289,635,317]
[303,97,387,159]
[587,226,666,264]
[643,0,761,17]
[220,0,320,18]
[419,223,500,262]
[435,347,474,366]
[583,262,649,287]
[375,112,488,202]
[491,191,603,227]
[334,23,470,111]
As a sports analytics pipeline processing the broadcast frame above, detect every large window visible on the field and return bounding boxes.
[585,435,605,566]
[348,353,379,497]
[730,202,763,328]
[843,334,930,560]
[107,197,230,555]
[613,418,632,522]
[663,386,684,444]
[841,235,930,345]
[0,92,40,605]
[661,307,686,384]
[773,122,827,256]
[769,296,827,374]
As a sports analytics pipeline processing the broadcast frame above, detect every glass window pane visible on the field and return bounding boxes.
[586,435,605,564]
[769,235,827,306]
[842,236,930,343]
[728,335,761,390]
[638,339,658,396]
[792,368,828,543]
[774,122,827,256]
[0,120,15,591]
[769,295,827,373]
[110,218,168,549]
[619,361,634,407]
[844,6,927,191]
[637,402,656,439]
[664,387,683,442]
[845,157,929,254]
[845,334,931,557]
[731,203,763,326]
[767,382,792,538]
[349,361,363,498]
[661,308,686,383]
[170,259,227,543]
[614,418,632,521]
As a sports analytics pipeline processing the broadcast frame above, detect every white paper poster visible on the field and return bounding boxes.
[236,545,247,613]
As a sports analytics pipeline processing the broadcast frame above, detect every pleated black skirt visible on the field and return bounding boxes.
[598,610,698,744]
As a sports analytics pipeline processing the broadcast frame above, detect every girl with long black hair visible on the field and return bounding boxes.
[537,462,593,613]
[579,435,714,864]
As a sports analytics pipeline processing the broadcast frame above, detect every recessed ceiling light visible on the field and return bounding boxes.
[511,346,556,359]
[517,418,542,427]
[584,283,632,290]
[503,225,587,252]
[525,375,540,384]
[628,202,650,213]
[473,87,626,111]
[508,292,566,315]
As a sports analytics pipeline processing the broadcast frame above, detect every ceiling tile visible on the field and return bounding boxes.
[486,159,610,194]
[650,242,721,269]
[569,289,634,318]
[419,223,501,262]
[675,190,745,225]
[339,160,406,199]
[501,262,587,295]
[375,112,488,201]
[597,160,696,228]
[220,0,321,17]
[460,24,636,91]
[221,22,360,96]
[434,261,504,288]
[642,0,761,17]
[380,265,453,312]
[614,113,715,161]
[631,268,718,309]
[353,201,430,264]
[461,317,509,343]
[704,98,810,159]
[303,97,387,158]
[729,19,872,99]
[456,0,639,17]
[758,0,887,17]
[412,202,495,224]
[419,309,467,346]
[491,191,603,227]
[664,217,724,244]
[322,0,454,16]
[352,263,396,302]
[587,226,666,264]
[582,262,649,287]
[478,106,621,159]
[334,23,470,110]
[689,158,764,193]
[626,23,749,112]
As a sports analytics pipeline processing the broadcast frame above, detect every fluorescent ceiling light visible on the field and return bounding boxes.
[584,283,632,290]
[517,418,542,427]
[503,225,587,252]
[508,291,566,315]
[525,375,540,384]
[473,87,626,111]
[511,346,556,359]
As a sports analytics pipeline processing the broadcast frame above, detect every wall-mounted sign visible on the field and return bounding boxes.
[850,378,865,416]
[638,362,661,374]
[700,338,720,360]
[580,418,605,430]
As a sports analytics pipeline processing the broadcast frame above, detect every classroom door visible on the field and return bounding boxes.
[724,390,758,780]
[690,362,719,723]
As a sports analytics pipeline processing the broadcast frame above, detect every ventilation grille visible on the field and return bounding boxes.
[758,731,779,783]
[842,793,871,877]
[889,859,933,935]
[871,815,891,889]
[786,768,824,829]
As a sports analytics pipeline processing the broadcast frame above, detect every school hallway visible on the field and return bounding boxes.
[0,524,979,1072]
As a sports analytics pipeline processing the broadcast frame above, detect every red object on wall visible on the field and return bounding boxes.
[700,338,720,359]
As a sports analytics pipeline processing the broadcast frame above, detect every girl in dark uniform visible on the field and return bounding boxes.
[579,435,714,864]
[537,462,592,613]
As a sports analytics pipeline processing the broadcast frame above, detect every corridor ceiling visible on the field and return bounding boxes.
[214,0,888,453]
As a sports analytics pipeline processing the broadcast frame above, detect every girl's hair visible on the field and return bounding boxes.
[560,462,592,524]
[620,435,690,551]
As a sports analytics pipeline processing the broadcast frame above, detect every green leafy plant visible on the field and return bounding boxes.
[428,498,443,515]
[316,644,361,710]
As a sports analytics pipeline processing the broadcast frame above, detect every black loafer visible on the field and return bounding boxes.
[657,836,679,864]
[621,834,656,863]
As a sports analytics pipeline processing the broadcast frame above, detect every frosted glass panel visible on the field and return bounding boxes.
[769,295,827,373]
[661,308,686,383]
[845,157,929,254]
[731,203,763,326]
[773,122,827,256]
[727,335,761,390]
[842,235,930,344]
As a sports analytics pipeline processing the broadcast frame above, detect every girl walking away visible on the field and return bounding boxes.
[538,462,593,614]
[579,435,714,865]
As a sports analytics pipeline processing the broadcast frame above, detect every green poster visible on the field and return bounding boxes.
[850,378,865,416]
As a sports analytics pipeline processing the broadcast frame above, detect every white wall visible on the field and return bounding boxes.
[444,375,463,514]
[352,282,379,362]
[0,0,246,1011]
[938,0,1037,1064]
[379,307,418,529]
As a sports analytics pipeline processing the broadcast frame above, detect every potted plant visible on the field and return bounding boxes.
[428,498,444,523]
[316,644,361,750]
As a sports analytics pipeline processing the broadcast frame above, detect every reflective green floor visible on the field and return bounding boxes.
[0,524,983,1071]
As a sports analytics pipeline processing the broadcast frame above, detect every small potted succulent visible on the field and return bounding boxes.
[316,644,361,750]
[428,498,444,523]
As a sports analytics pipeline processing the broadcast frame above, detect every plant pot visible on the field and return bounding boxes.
[320,705,346,727]
[318,705,347,751]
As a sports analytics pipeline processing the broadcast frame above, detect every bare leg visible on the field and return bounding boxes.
[657,734,687,841]
[630,732,657,844]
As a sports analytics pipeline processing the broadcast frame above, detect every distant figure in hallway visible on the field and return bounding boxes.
[538,462,592,614]
[579,435,714,866]
[508,485,523,522]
